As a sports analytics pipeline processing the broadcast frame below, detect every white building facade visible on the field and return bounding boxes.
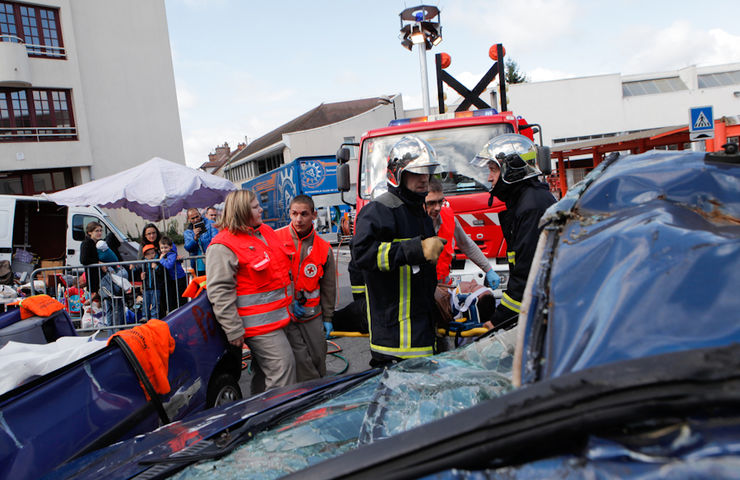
[0,0,184,197]
[507,63,740,147]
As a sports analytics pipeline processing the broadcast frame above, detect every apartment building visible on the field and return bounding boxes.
[0,0,184,197]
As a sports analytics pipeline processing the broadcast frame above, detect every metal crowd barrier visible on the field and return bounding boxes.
[29,255,205,334]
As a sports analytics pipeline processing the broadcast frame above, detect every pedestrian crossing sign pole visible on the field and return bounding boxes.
[689,106,714,141]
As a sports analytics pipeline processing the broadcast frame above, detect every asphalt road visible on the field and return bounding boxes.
[239,244,371,396]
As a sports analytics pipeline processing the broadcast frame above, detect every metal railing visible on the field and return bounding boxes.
[0,34,66,57]
[30,255,205,333]
[0,126,77,142]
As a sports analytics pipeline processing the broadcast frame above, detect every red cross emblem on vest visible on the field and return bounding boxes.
[304,263,318,278]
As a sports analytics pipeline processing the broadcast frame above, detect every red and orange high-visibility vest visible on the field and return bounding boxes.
[210,225,292,337]
[276,225,330,321]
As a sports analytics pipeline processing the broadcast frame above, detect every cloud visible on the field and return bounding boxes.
[444,0,579,53]
[527,67,578,82]
[703,28,740,66]
[173,0,227,10]
[182,125,247,168]
[175,83,197,112]
[621,21,740,74]
[334,70,362,88]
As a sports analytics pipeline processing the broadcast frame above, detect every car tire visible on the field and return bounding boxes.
[206,373,242,408]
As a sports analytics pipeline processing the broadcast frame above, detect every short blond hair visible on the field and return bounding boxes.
[217,190,258,233]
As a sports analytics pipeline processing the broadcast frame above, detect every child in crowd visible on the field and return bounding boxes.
[159,236,187,313]
[135,244,164,320]
[96,240,119,263]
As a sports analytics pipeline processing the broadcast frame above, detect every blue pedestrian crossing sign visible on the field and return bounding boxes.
[689,106,714,141]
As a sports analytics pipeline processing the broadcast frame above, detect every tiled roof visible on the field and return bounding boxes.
[230,96,386,163]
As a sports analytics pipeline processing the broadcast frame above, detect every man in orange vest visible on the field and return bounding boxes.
[425,177,500,289]
[206,190,296,394]
[276,195,337,381]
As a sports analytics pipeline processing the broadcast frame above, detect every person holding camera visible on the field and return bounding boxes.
[184,208,219,276]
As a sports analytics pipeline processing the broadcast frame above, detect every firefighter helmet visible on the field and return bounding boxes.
[471,134,542,184]
[386,135,440,188]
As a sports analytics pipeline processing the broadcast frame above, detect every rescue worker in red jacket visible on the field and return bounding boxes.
[424,177,501,289]
[206,190,296,394]
[276,194,337,382]
[470,134,556,331]
[351,135,447,367]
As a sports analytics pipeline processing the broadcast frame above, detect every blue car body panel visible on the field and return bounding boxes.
[519,150,740,383]
[0,293,233,480]
[46,371,381,480]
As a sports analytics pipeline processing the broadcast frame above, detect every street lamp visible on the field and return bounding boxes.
[399,5,442,116]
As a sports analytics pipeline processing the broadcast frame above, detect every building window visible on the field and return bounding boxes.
[698,70,740,88]
[0,168,71,195]
[622,77,687,97]
[0,87,75,141]
[0,1,64,58]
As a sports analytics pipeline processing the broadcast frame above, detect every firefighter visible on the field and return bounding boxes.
[424,177,500,289]
[276,194,336,382]
[351,135,447,367]
[206,190,296,394]
[331,238,369,334]
[470,133,556,330]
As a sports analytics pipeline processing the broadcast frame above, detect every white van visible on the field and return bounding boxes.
[0,195,139,272]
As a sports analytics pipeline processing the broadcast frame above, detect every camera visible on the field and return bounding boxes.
[193,220,205,231]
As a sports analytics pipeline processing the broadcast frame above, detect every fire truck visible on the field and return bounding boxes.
[336,108,543,292]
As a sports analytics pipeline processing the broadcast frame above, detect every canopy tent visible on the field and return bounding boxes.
[44,157,237,221]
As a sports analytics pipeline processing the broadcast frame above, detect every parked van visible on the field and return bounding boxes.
[0,195,139,276]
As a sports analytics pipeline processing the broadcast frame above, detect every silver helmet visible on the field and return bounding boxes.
[386,135,440,188]
[471,133,542,184]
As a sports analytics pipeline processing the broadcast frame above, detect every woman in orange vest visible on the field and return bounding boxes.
[206,190,296,394]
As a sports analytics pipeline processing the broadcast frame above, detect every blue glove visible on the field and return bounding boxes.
[484,269,501,290]
[292,300,306,318]
[323,321,334,339]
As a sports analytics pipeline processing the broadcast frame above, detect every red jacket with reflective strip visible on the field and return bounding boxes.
[210,225,292,338]
[436,206,456,281]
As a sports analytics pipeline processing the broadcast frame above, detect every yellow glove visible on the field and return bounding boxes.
[421,236,447,263]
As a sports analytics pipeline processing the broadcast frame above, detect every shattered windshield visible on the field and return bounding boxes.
[360,123,514,200]
[171,330,516,479]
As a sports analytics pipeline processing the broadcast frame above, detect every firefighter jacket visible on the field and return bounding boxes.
[276,225,336,323]
[435,206,456,281]
[209,225,293,338]
[348,237,366,301]
[351,186,437,361]
[492,178,556,328]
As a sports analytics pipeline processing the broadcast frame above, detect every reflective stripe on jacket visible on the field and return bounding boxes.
[210,225,292,337]
[435,206,456,281]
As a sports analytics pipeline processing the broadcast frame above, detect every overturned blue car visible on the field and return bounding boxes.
[47,146,740,479]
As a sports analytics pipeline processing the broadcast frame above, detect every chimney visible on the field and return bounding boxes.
[215,142,231,157]
[236,142,246,151]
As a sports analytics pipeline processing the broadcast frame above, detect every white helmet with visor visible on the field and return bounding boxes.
[471,134,542,184]
[387,135,440,188]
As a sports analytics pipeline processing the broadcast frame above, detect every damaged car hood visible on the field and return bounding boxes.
[519,150,740,384]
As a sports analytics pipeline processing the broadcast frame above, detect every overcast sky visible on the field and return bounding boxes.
[164,0,740,167]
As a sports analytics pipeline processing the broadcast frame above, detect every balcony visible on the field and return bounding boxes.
[0,36,31,86]
[0,125,76,142]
